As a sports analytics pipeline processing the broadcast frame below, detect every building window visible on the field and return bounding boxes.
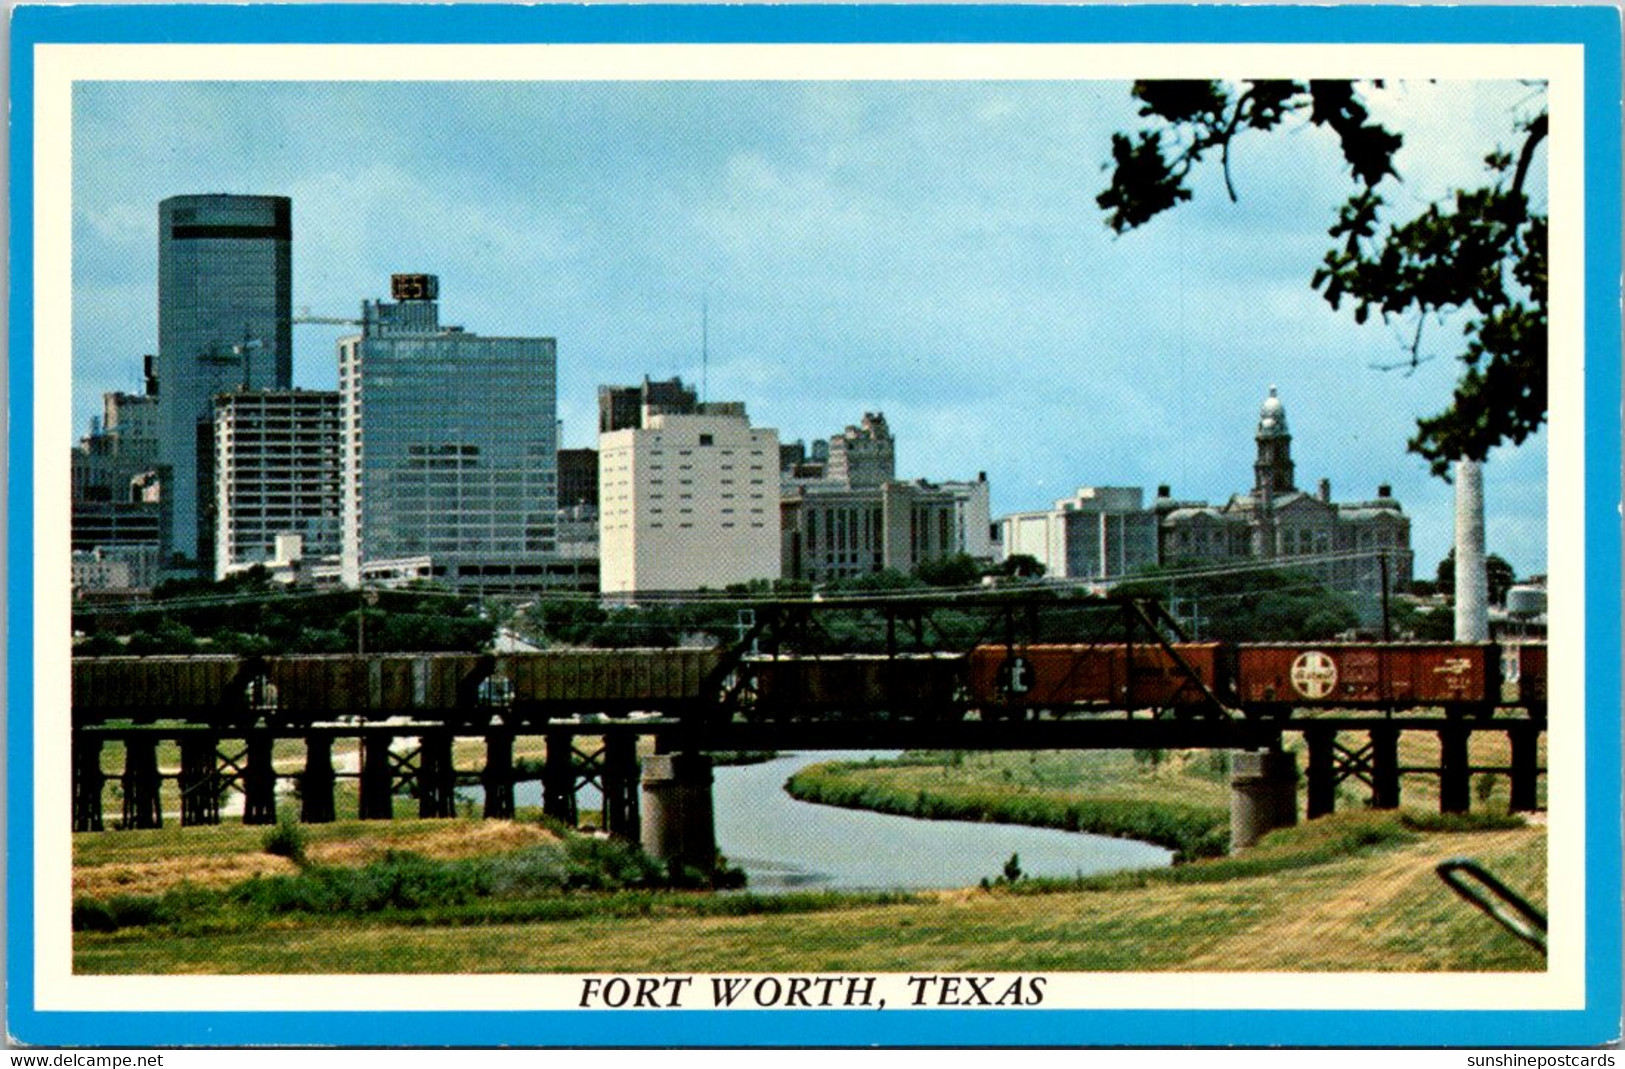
[700,434,714,446]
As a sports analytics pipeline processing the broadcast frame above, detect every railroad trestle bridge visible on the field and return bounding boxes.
[71,593,1548,865]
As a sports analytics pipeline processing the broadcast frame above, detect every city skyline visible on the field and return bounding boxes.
[72,79,1550,577]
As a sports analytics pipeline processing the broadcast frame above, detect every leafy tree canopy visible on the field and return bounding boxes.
[1435,548,1517,605]
[1116,562,1361,642]
[1099,80,1547,477]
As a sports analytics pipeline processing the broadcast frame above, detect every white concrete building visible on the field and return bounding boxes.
[599,408,780,594]
[213,389,342,580]
[1000,486,1158,581]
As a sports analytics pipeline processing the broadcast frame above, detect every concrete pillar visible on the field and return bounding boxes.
[73,734,105,833]
[1229,749,1299,851]
[1303,727,1338,819]
[1508,725,1540,812]
[483,729,515,820]
[1438,724,1472,814]
[601,734,641,840]
[358,733,395,820]
[242,732,277,825]
[1369,725,1401,809]
[300,736,336,824]
[417,731,457,819]
[1454,458,1490,641]
[178,734,222,826]
[640,753,716,873]
[121,736,163,830]
[542,732,578,826]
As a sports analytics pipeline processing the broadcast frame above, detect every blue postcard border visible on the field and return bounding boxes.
[8,3,1621,1048]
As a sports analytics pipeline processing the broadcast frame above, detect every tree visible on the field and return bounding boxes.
[1099,80,1547,477]
[997,553,1047,579]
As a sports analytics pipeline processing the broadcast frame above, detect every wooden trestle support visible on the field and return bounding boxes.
[1301,720,1544,818]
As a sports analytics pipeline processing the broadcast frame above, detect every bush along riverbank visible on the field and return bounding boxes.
[784,757,1232,862]
[72,822,918,937]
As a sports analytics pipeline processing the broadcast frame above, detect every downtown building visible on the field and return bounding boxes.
[71,388,164,594]
[339,274,567,591]
[598,402,780,595]
[996,387,1413,596]
[780,412,993,585]
[212,389,342,580]
[155,194,293,573]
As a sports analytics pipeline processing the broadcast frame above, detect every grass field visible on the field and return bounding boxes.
[73,810,1545,974]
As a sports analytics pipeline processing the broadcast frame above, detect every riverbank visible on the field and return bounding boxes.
[72,810,1545,973]
[786,750,1234,861]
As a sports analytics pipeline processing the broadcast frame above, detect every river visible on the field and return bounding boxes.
[489,750,1172,892]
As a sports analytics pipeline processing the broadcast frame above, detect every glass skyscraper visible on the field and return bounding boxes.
[339,275,558,588]
[156,194,292,569]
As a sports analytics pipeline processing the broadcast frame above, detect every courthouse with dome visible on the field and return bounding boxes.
[1001,387,1412,596]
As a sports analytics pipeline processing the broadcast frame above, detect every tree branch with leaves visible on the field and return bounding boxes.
[1098,80,1547,477]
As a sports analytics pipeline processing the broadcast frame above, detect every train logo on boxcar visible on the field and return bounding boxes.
[1290,651,1338,699]
[998,656,1033,696]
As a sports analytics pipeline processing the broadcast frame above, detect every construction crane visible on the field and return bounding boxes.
[294,306,362,327]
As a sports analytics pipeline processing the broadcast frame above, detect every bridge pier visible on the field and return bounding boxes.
[1438,724,1471,814]
[602,734,641,840]
[640,753,716,874]
[358,734,395,820]
[243,733,277,825]
[73,734,105,833]
[1369,725,1401,809]
[417,731,457,819]
[542,732,577,826]
[1508,723,1541,813]
[483,728,515,820]
[121,736,163,830]
[1229,749,1298,850]
[301,736,336,823]
[1303,726,1337,819]
[178,734,222,826]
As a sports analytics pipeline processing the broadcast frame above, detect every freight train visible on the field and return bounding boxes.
[71,640,1547,727]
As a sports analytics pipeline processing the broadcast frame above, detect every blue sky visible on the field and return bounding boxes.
[71,79,1549,578]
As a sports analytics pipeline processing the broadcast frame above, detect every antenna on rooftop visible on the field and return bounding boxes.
[701,294,709,403]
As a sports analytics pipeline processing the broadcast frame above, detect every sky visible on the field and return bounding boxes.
[71,78,1550,579]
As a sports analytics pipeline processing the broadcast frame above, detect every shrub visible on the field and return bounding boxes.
[261,810,309,865]
[72,897,117,933]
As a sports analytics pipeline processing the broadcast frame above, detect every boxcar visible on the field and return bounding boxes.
[966,643,1230,715]
[1234,643,1500,709]
[1503,642,1547,709]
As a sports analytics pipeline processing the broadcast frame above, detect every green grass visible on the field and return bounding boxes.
[786,750,1232,861]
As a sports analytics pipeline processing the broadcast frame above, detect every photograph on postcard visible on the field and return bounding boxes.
[26,30,1603,1031]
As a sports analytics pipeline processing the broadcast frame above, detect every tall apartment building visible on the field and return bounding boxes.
[339,274,560,590]
[599,407,780,594]
[213,389,342,579]
[155,194,293,571]
[1000,486,1158,581]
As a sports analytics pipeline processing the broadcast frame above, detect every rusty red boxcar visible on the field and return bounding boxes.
[1235,643,1500,708]
[967,643,1229,713]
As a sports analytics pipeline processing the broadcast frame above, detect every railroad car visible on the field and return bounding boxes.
[263,653,488,721]
[965,642,1231,717]
[1503,642,1547,710]
[72,655,249,724]
[1233,643,1501,711]
[745,653,965,720]
[500,647,722,721]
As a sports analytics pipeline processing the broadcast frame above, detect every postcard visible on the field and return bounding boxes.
[9,3,1621,1049]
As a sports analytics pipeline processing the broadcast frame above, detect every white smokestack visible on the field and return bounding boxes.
[1454,458,1489,641]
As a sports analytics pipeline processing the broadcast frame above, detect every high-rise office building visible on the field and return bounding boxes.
[339,274,559,589]
[155,194,293,570]
[213,389,342,579]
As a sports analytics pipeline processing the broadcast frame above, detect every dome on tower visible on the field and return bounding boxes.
[1257,385,1289,438]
